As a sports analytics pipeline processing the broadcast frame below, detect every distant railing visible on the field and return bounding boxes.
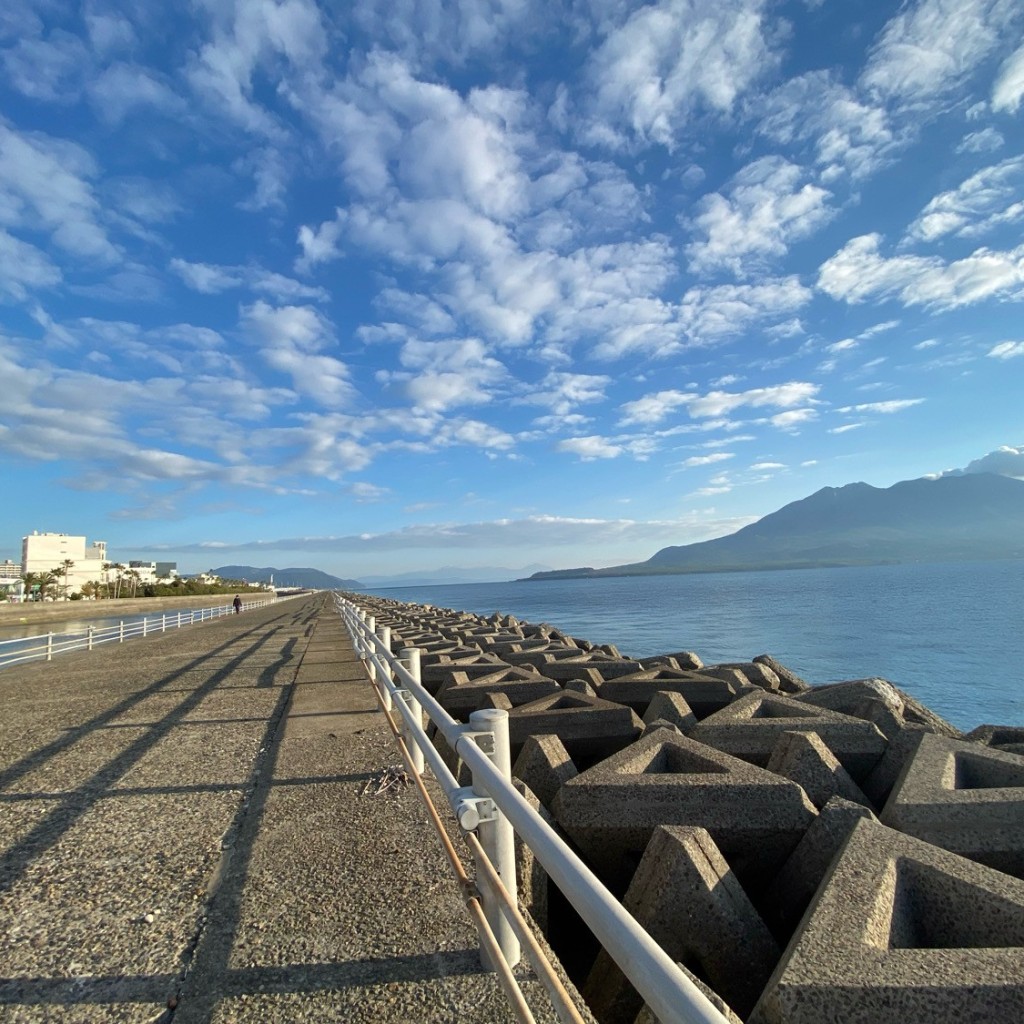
[0,594,302,670]
[335,594,730,1024]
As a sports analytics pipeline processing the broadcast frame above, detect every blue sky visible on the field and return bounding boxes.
[1,0,1023,579]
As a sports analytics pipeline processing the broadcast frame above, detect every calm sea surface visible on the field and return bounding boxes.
[368,560,1024,731]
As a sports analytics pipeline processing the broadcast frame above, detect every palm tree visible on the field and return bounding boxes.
[20,572,38,602]
[101,562,115,599]
[36,571,56,601]
[55,559,75,600]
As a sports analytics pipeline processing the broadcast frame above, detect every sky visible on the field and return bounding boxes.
[1,0,1023,580]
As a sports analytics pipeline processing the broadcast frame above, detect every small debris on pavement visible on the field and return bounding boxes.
[361,764,411,797]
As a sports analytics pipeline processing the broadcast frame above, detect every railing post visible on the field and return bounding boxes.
[119,621,125,643]
[467,707,520,970]
[46,632,53,661]
[88,627,94,651]
[143,616,148,637]
[376,625,392,711]
[162,614,166,633]
[398,647,424,774]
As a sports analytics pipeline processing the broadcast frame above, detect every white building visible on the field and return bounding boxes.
[21,532,109,598]
[0,559,21,601]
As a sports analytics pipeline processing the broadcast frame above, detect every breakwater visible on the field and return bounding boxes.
[348,592,1024,1024]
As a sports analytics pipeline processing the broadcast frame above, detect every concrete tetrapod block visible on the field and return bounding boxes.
[880,732,1024,878]
[709,661,782,691]
[512,734,578,808]
[749,817,1024,1024]
[420,652,516,693]
[691,691,887,779]
[551,728,817,890]
[965,724,1024,752]
[507,691,644,765]
[753,654,809,694]
[760,796,877,939]
[595,671,740,718]
[436,669,560,719]
[641,691,698,735]
[766,729,873,810]
[583,825,779,1023]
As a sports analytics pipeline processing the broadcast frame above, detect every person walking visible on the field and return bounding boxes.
[233,594,242,614]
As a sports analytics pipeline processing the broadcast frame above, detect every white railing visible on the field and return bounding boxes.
[335,595,730,1024]
[0,594,301,670]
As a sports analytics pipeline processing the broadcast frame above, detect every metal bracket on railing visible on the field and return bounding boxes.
[460,728,495,757]
[452,787,497,831]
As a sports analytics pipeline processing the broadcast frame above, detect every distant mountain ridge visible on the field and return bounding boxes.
[359,564,552,587]
[211,565,362,589]
[525,473,1024,580]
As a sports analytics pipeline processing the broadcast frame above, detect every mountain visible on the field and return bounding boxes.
[211,565,363,589]
[525,473,1024,580]
[360,564,552,587]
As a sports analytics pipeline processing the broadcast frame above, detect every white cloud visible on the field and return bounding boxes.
[818,233,1024,310]
[0,122,118,263]
[683,452,734,467]
[351,0,545,66]
[837,399,925,413]
[621,381,818,428]
[519,371,611,418]
[619,389,696,425]
[861,0,1022,109]
[750,461,784,470]
[992,41,1024,112]
[578,0,780,151]
[241,300,354,407]
[956,127,1004,154]
[171,258,328,301]
[686,381,820,418]
[557,435,624,460]
[0,229,61,300]
[186,0,327,136]
[89,63,185,125]
[170,259,244,293]
[988,340,1024,358]
[754,71,896,181]
[829,422,864,434]
[770,408,816,429]
[940,444,1024,478]
[904,156,1024,242]
[685,156,833,277]
[676,277,813,348]
[396,336,508,412]
[1,29,89,102]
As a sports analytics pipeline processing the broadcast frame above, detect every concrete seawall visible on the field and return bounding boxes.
[4,590,1023,1023]
[351,592,1024,1024]
[0,595,563,1024]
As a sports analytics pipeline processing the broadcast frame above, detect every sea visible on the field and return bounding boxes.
[367,559,1024,732]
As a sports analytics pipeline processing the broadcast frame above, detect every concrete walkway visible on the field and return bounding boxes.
[0,596,554,1023]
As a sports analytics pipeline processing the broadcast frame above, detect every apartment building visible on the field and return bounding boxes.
[21,532,109,596]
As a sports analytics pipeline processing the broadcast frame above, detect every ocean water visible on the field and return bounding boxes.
[368,559,1024,731]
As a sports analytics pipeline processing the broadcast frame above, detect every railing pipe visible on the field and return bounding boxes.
[46,633,53,661]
